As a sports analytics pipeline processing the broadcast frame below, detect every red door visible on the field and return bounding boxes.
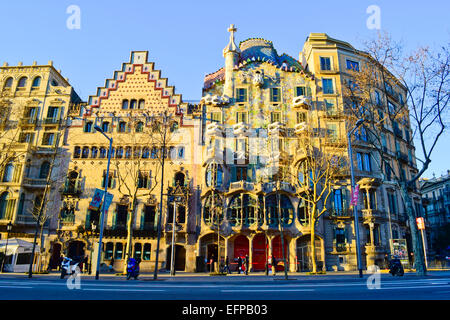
[272,236,288,271]
[252,234,267,271]
[233,235,249,271]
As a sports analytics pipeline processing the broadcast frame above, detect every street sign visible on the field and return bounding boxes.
[89,188,104,210]
[416,217,425,230]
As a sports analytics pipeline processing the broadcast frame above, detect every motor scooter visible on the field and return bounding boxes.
[389,258,404,276]
[60,256,80,279]
[126,258,139,280]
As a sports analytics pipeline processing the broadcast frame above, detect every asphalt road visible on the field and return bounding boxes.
[0,272,450,300]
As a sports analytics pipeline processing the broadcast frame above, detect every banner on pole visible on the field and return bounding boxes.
[350,185,360,206]
[89,189,104,210]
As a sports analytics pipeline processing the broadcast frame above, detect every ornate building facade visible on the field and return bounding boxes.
[0,61,81,269]
[1,26,422,273]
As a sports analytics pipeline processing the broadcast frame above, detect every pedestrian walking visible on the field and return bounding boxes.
[245,255,249,275]
[108,257,115,273]
[223,256,231,274]
[237,256,242,274]
[272,256,277,276]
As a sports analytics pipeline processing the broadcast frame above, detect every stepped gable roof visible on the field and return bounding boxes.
[84,51,188,126]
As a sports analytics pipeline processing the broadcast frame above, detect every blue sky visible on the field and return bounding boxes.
[1,0,449,178]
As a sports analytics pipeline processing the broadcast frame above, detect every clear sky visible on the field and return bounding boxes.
[1,0,449,178]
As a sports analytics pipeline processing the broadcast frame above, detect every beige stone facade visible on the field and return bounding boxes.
[1,28,421,274]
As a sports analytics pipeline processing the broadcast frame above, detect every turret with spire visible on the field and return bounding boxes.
[223,24,240,98]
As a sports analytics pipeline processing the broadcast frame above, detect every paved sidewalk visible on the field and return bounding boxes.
[1,269,449,282]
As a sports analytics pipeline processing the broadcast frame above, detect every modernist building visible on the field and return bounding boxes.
[420,172,450,256]
[194,27,421,272]
[51,51,203,272]
[0,61,81,269]
[1,26,423,273]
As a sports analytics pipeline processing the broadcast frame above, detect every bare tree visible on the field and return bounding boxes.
[293,111,347,273]
[113,111,178,274]
[343,32,450,275]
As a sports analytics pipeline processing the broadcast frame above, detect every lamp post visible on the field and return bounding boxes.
[170,193,184,276]
[88,221,97,275]
[94,125,113,280]
[1,221,13,273]
[153,111,173,280]
[348,118,365,278]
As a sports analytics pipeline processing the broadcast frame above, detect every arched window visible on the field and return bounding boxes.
[138,99,145,109]
[143,243,151,260]
[116,147,124,158]
[227,195,242,226]
[205,163,223,188]
[32,76,41,87]
[105,242,114,260]
[298,199,308,225]
[142,147,149,159]
[39,161,51,179]
[2,162,14,182]
[4,77,13,88]
[133,147,141,158]
[243,194,257,225]
[118,121,127,133]
[91,147,98,158]
[17,77,27,88]
[174,172,185,186]
[203,192,223,225]
[17,193,25,216]
[74,146,81,158]
[125,147,132,159]
[265,194,294,226]
[134,243,142,260]
[0,192,8,220]
[178,146,185,159]
[81,147,90,158]
[84,121,93,133]
[122,100,129,109]
[135,121,144,133]
[130,99,137,109]
[101,121,110,133]
[99,147,106,158]
[114,243,124,260]
[150,147,158,159]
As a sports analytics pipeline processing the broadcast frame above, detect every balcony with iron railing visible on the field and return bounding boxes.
[61,178,83,196]
[329,208,353,218]
[22,177,48,188]
[229,180,255,192]
[60,214,75,226]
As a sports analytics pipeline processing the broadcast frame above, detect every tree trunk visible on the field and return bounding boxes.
[310,204,317,273]
[400,183,427,276]
[123,200,136,274]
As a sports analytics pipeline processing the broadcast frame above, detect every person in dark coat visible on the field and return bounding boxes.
[272,256,277,276]
[237,256,243,274]
[223,256,231,274]
[245,255,249,275]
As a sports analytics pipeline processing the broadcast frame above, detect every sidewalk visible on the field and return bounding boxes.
[1,268,449,281]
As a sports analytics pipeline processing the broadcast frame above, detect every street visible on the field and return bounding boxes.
[0,271,449,300]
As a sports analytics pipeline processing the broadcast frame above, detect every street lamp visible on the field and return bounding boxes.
[1,221,13,273]
[88,221,98,274]
[348,118,365,278]
[94,124,113,280]
[170,193,184,276]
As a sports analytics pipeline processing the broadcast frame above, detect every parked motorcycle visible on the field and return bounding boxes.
[60,256,80,279]
[389,258,404,276]
[126,258,140,280]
